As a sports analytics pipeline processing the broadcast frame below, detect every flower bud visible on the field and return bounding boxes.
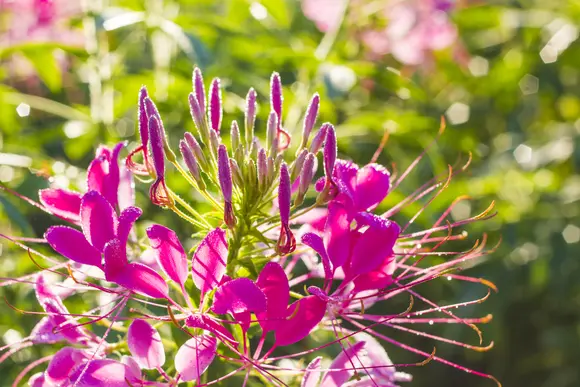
[184,132,208,171]
[266,111,278,158]
[317,124,337,204]
[295,152,317,206]
[209,128,221,158]
[257,148,268,191]
[218,145,236,228]
[276,163,295,255]
[299,93,320,150]
[234,146,245,169]
[250,137,260,161]
[247,158,258,196]
[266,156,275,187]
[230,120,241,152]
[144,97,176,162]
[179,140,205,190]
[244,88,257,148]
[208,78,222,133]
[148,115,173,207]
[291,148,308,183]
[193,67,206,114]
[188,93,210,145]
[309,123,330,154]
[229,158,243,188]
[270,72,291,150]
[127,86,152,175]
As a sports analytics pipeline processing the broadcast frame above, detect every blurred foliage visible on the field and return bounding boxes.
[1,0,580,386]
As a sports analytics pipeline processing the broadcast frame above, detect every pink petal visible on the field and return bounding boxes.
[115,262,169,299]
[354,163,390,212]
[80,191,117,252]
[324,202,351,269]
[69,359,133,386]
[146,224,189,287]
[212,278,266,315]
[192,228,228,298]
[353,258,395,293]
[302,357,322,387]
[121,356,142,382]
[320,341,366,387]
[87,154,109,196]
[349,214,400,276]
[127,319,165,369]
[256,262,290,332]
[46,347,88,384]
[117,206,142,247]
[45,226,103,268]
[100,142,125,209]
[30,317,65,344]
[332,160,358,204]
[103,238,129,281]
[117,162,135,210]
[301,233,333,282]
[28,373,47,387]
[274,295,327,346]
[38,188,82,223]
[175,335,217,382]
[185,314,237,345]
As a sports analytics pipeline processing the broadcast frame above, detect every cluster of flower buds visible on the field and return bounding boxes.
[1,68,500,386]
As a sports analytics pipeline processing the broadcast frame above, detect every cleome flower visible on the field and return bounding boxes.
[0,67,500,386]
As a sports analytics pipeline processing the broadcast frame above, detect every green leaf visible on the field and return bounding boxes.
[22,49,63,92]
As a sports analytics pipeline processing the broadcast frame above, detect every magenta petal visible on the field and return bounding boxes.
[192,228,228,297]
[212,278,266,315]
[354,163,390,211]
[350,214,400,276]
[103,238,129,281]
[175,334,217,382]
[115,262,169,299]
[28,373,46,387]
[69,359,132,387]
[121,356,142,382]
[274,295,327,346]
[100,142,125,208]
[256,262,290,332]
[353,258,395,293]
[301,233,333,282]
[117,162,135,210]
[46,347,88,384]
[185,314,237,344]
[324,202,351,269]
[117,206,142,246]
[146,224,189,287]
[45,226,103,268]
[30,317,65,344]
[80,191,117,252]
[39,188,82,223]
[333,160,358,204]
[320,341,366,387]
[127,319,165,369]
[87,154,109,196]
[302,357,322,387]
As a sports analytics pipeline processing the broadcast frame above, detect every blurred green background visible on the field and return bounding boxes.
[1,0,580,386]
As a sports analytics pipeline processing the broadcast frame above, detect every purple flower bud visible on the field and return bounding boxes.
[250,136,260,160]
[144,97,176,162]
[230,120,241,151]
[127,87,152,175]
[300,93,320,150]
[276,163,295,255]
[245,88,257,148]
[296,152,317,206]
[208,78,222,133]
[291,148,308,182]
[179,140,204,189]
[257,148,268,190]
[184,132,208,171]
[209,128,220,157]
[193,67,206,114]
[148,115,173,207]
[309,123,330,154]
[218,145,236,228]
[266,155,275,186]
[270,72,283,129]
[188,93,210,144]
[266,111,278,158]
[323,124,336,181]
[229,158,243,187]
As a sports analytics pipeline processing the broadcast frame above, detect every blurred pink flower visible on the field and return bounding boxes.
[0,0,83,46]
[301,0,458,65]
